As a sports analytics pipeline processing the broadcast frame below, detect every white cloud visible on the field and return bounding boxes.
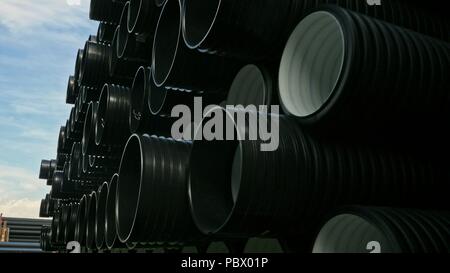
[0,164,48,217]
[0,0,92,32]
[0,198,42,218]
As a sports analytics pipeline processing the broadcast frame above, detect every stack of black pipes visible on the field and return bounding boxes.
[36,0,449,253]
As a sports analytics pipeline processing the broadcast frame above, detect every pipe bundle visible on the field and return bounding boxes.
[35,0,449,253]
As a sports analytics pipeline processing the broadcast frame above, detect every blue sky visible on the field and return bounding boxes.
[0,0,97,217]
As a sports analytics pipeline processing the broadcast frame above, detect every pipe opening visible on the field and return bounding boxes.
[116,135,142,242]
[74,195,87,243]
[279,11,345,117]
[182,0,221,49]
[227,64,268,107]
[128,0,142,33]
[109,26,120,77]
[189,108,242,234]
[313,214,394,253]
[117,2,131,59]
[152,0,181,86]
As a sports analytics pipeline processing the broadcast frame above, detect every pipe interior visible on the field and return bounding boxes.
[182,0,221,48]
[312,214,394,253]
[116,136,142,241]
[152,0,181,86]
[279,11,345,117]
[227,64,267,107]
[189,112,240,234]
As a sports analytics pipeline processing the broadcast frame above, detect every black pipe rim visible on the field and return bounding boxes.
[95,84,109,146]
[116,134,142,243]
[182,0,221,49]
[85,191,98,250]
[105,174,119,249]
[117,2,131,59]
[127,0,143,33]
[152,0,182,87]
[74,194,88,243]
[95,182,109,249]
[188,107,242,234]
[129,66,148,133]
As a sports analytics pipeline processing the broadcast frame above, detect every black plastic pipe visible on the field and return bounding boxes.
[57,205,71,245]
[51,171,82,200]
[313,207,450,253]
[278,6,450,140]
[129,66,176,136]
[189,109,450,238]
[85,191,98,250]
[82,101,100,156]
[116,134,200,244]
[39,159,57,180]
[89,0,125,24]
[79,41,112,88]
[75,49,84,85]
[66,75,77,104]
[128,0,160,35]
[95,84,131,146]
[111,5,150,79]
[97,22,117,44]
[74,194,88,246]
[152,0,240,93]
[182,0,449,61]
[51,211,60,244]
[65,203,79,243]
[95,182,109,249]
[105,174,126,249]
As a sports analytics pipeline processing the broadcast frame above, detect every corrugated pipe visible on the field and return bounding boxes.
[129,66,181,136]
[182,0,449,61]
[188,109,449,238]
[152,0,241,93]
[116,134,201,245]
[97,22,116,45]
[95,182,109,249]
[278,6,450,140]
[313,207,450,253]
[85,191,98,250]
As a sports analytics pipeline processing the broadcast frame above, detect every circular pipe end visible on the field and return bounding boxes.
[152,0,182,87]
[182,0,221,49]
[279,11,345,118]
